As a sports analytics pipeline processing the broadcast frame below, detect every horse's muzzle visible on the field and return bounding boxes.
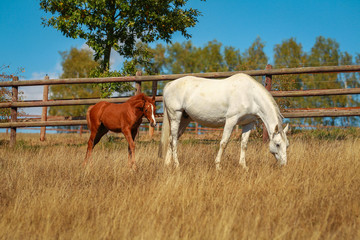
[150,122,157,128]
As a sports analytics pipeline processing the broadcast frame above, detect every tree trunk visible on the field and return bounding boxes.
[102,45,112,71]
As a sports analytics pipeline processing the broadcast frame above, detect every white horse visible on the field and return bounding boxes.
[159,73,289,170]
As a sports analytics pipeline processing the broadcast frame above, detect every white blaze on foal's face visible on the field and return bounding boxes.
[269,124,290,165]
[144,102,157,127]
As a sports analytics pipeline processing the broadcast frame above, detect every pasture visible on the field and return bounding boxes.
[0,131,359,239]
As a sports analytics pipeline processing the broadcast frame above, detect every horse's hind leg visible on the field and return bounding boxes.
[239,123,253,171]
[178,114,191,138]
[84,130,97,166]
[169,111,183,168]
[165,114,190,167]
[84,124,108,166]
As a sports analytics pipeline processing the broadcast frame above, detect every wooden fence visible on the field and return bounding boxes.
[1,65,360,146]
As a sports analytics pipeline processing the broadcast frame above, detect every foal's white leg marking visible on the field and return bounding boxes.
[151,105,156,125]
[239,123,253,171]
[215,117,237,170]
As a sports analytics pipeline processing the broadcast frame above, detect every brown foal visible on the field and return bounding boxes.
[84,93,156,169]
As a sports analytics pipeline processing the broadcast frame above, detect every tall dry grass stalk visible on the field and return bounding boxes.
[0,133,359,239]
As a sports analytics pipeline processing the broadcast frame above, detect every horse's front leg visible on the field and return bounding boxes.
[215,118,237,170]
[239,123,253,171]
[123,128,136,170]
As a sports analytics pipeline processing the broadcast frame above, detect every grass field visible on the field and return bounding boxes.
[0,131,359,239]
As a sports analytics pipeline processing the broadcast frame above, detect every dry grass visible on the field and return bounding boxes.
[0,132,359,240]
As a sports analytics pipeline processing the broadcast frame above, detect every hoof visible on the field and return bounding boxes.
[240,164,249,172]
[216,164,221,171]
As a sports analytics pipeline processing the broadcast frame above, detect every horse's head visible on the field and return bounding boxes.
[269,124,290,165]
[143,95,157,127]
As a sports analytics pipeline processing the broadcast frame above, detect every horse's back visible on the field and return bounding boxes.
[86,101,109,130]
[164,74,257,107]
[163,74,262,127]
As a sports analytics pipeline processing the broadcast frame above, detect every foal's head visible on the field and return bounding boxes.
[269,124,290,165]
[142,95,157,127]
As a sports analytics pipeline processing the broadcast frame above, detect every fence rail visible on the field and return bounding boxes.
[1,65,360,146]
[0,65,359,87]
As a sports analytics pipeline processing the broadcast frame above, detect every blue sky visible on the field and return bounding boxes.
[0,0,359,119]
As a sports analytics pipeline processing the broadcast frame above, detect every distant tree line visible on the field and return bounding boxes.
[49,36,360,127]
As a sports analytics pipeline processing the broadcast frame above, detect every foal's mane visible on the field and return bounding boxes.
[127,93,153,108]
[128,93,151,102]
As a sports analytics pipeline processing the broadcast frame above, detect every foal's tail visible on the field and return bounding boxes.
[86,105,94,129]
[158,103,170,158]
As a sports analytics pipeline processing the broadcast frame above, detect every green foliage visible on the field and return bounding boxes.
[273,37,360,126]
[241,36,268,70]
[144,37,269,75]
[89,67,134,98]
[273,38,307,111]
[49,48,101,117]
[40,0,204,71]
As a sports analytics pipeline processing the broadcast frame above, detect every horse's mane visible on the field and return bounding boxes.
[249,76,284,131]
[264,87,284,131]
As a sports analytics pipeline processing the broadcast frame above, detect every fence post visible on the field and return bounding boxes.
[79,125,83,137]
[263,64,272,142]
[10,76,18,147]
[135,71,142,95]
[40,75,49,141]
[149,80,158,137]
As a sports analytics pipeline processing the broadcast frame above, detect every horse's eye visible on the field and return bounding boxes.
[276,144,280,148]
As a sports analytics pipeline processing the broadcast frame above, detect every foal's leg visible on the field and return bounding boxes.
[130,128,139,169]
[84,124,108,166]
[84,131,97,165]
[215,117,237,170]
[239,123,253,171]
[123,128,136,170]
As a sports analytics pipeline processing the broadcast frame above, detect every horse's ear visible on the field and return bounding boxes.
[274,125,279,134]
[283,124,290,134]
[152,95,156,101]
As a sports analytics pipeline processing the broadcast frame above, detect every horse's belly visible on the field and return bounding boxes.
[185,107,227,128]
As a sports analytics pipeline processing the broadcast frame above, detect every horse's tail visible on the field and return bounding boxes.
[86,105,94,129]
[158,103,170,159]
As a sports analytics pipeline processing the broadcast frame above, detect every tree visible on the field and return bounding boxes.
[49,47,101,117]
[40,0,204,72]
[201,40,226,72]
[241,36,268,70]
[166,41,202,74]
[274,38,307,69]
[224,46,242,71]
[273,38,306,111]
[302,37,342,125]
